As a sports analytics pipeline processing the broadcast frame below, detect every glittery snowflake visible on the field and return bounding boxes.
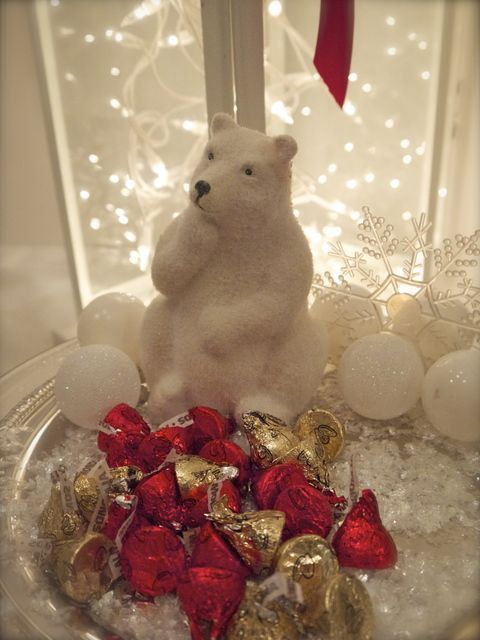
[311,207,480,366]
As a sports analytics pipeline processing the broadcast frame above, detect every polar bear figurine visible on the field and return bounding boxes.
[141,113,328,425]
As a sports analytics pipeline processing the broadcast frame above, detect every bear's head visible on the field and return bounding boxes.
[188,113,297,231]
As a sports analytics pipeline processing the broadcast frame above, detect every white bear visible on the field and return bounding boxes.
[141,113,328,425]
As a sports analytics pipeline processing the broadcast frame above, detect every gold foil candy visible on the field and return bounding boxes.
[294,409,345,462]
[73,474,99,520]
[275,534,338,628]
[175,455,238,499]
[315,573,374,640]
[38,485,85,541]
[208,497,285,575]
[288,435,330,487]
[226,581,301,640]
[242,412,300,469]
[51,532,116,604]
[109,465,144,495]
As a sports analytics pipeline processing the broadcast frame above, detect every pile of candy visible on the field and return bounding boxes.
[37,404,397,639]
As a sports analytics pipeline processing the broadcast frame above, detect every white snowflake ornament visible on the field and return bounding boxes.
[312,207,479,368]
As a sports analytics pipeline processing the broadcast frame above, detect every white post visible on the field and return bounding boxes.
[200,0,235,129]
[231,0,266,132]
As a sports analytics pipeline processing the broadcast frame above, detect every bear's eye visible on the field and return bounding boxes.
[207,151,214,160]
[244,167,253,176]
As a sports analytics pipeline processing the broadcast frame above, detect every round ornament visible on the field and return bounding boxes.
[55,345,141,430]
[77,292,145,365]
[422,349,480,442]
[338,333,424,420]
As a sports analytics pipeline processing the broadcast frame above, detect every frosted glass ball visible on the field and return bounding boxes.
[55,345,141,429]
[77,293,146,365]
[422,349,480,442]
[338,333,424,420]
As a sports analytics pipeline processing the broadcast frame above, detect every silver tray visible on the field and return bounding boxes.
[1,341,479,640]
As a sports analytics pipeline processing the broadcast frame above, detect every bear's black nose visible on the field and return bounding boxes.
[194,180,211,197]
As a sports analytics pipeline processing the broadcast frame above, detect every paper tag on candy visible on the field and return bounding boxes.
[86,459,111,534]
[261,572,304,606]
[97,422,118,435]
[108,549,123,580]
[182,528,199,555]
[114,494,138,551]
[52,465,78,514]
[154,411,194,432]
[207,479,224,512]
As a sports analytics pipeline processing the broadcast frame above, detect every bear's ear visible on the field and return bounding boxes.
[211,113,237,135]
[273,135,298,162]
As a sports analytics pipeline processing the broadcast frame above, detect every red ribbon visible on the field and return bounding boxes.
[313,0,355,108]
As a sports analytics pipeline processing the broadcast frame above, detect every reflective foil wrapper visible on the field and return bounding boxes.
[226,580,301,640]
[332,489,398,570]
[138,427,193,473]
[294,408,345,462]
[275,534,338,628]
[73,474,99,520]
[190,522,251,579]
[242,411,333,487]
[120,524,187,597]
[101,500,132,541]
[208,497,285,575]
[183,479,241,529]
[189,406,230,452]
[134,467,184,530]
[109,465,144,496]
[98,403,150,452]
[174,455,238,500]
[274,484,333,540]
[177,566,246,640]
[38,483,85,542]
[51,532,116,604]
[251,463,309,510]
[314,573,374,640]
[242,412,299,468]
[199,439,251,488]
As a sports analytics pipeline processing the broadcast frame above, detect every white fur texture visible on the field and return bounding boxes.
[141,113,328,424]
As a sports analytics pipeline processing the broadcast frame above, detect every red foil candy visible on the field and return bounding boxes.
[137,427,192,473]
[183,480,241,529]
[134,468,185,530]
[120,524,187,597]
[177,567,246,640]
[251,463,309,510]
[332,489,398,570]
[189,407,229,452]
[274,483,333,540]
[101,501,131,540]
[104,433,145,469]
[191,522,251,579]
[98,403,150,452]
[199,439,251,488]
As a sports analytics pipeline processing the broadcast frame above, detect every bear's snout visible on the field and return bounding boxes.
[194,180,210,198]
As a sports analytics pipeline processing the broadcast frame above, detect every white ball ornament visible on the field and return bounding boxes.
[422,349,480,442]
[338,332,424,420]
[55,345,141,429]
[77,293,146,365]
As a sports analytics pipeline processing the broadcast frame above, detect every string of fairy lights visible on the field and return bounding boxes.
[44,0,448,298]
